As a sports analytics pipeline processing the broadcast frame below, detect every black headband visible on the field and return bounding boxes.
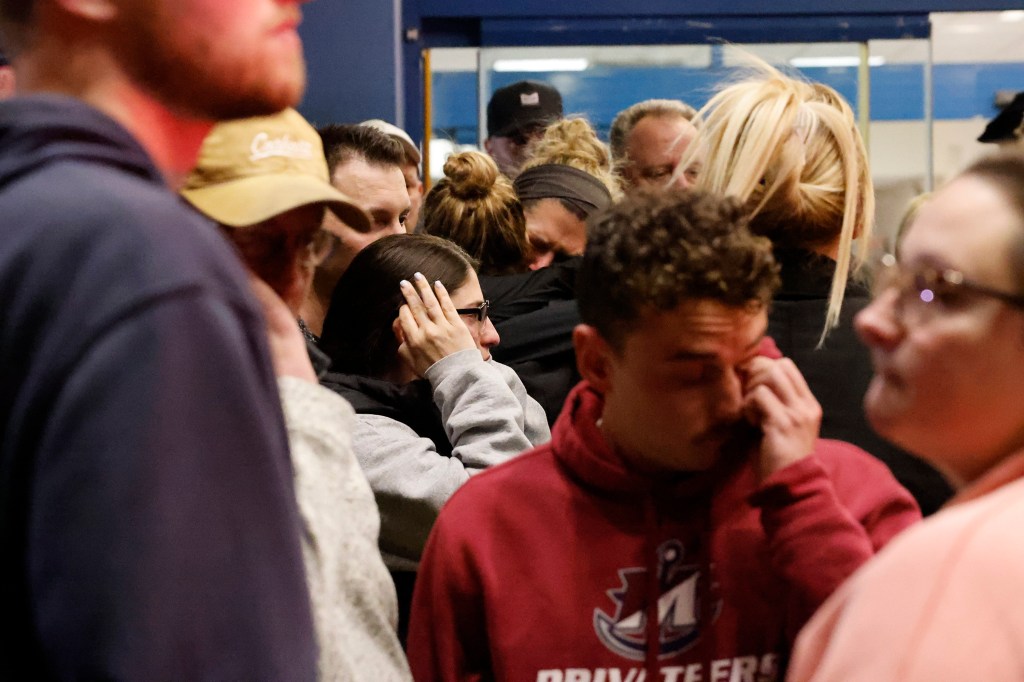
[514,164,612,218]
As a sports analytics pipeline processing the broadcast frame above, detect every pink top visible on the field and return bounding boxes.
[789,451,1024,682]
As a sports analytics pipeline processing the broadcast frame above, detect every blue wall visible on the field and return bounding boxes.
[298,0,402,127]
[430,63,1024,144]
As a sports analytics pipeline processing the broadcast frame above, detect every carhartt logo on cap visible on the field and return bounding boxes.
[250,132,314,162]
[520,92,540,106]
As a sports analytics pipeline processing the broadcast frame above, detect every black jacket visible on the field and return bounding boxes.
[321,372,453,456]
[768,247,953,515]
[483,259,581,424]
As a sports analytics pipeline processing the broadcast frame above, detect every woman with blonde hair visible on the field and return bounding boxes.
[422,150,530,275]
[682,63,951,514]
[687,71,871,337]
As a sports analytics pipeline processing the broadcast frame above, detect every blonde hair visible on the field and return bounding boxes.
[422,150,529,275]
[683,60,874,344]
[522,117,623,199]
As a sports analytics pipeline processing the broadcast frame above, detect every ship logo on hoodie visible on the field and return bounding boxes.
[593,540,719,661]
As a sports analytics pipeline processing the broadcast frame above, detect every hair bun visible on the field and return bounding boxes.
[443,151,499,200]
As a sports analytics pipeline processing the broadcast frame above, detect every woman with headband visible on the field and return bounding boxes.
[515,117,618,270]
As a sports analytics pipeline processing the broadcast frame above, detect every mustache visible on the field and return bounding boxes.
[694,420,762,453]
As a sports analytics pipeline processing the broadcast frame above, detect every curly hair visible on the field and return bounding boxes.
[422,150,530,275]
[522,117,622,200]
[579,191,780,350]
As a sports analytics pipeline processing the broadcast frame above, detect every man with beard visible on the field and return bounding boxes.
[182,108,412,682]
[0,0,316,677]
[407,191,920,682]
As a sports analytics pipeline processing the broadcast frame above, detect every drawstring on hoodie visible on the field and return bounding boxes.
[643,497,660,680]
[698,502,717,681]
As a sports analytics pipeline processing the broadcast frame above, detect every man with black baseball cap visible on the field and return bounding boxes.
[484,80,563,178]
[978,91,1024,150]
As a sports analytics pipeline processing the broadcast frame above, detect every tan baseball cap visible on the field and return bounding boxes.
[359,119,421,166]
[182,108,371,232]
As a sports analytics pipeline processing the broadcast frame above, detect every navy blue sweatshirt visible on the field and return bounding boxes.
[0,95,317,680]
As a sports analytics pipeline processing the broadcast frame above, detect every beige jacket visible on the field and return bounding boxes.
[279,377,412,681]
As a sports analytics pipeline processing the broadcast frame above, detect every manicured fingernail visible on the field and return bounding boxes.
[413,272,426,282]
[400,279,411,289]
[434,280,445,291]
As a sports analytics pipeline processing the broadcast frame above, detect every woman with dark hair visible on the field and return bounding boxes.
[422,150,530,275]
[319,233,550,637]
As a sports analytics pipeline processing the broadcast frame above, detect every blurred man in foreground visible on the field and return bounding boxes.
[0,0,318,676]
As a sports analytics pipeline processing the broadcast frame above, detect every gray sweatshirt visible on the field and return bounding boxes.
[349,349,551,570]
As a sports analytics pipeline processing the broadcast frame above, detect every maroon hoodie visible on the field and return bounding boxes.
[408,382,920,682]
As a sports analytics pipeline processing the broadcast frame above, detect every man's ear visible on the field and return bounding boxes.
[55,0,117,21]
[574,324,614,394]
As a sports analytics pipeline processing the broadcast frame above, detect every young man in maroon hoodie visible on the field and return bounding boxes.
[407,191,921,682]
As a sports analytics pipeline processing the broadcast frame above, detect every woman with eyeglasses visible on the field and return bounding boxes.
[319,233,550,641]
[681,60,952,514]
[788,152,1024,681]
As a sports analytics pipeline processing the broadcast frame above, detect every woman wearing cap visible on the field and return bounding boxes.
[182,109,411,681]
[318,233,549,641]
